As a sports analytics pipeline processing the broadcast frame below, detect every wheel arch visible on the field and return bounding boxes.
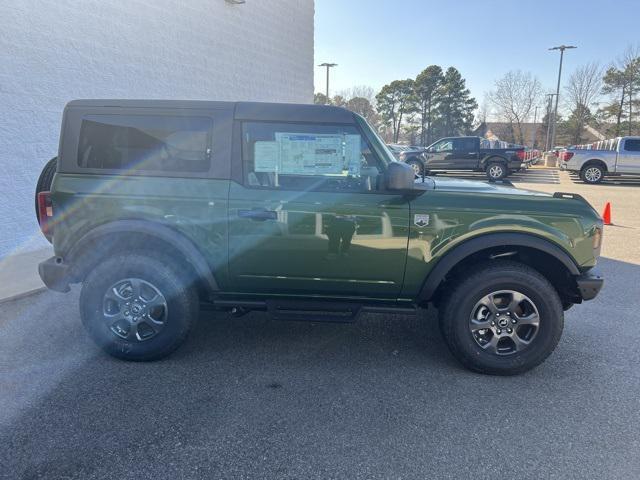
[581,159,608,172]
[481,155,508,167]
[419,233,581,304]
[66,219,219,295]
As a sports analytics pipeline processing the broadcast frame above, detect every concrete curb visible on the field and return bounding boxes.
[0,286,47,305]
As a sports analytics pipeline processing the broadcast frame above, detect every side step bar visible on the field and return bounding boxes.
[209,298,418,323]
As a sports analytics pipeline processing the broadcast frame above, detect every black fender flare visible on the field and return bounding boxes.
[66,219,219,291]
[419,233,580,301]
[481,155,508,168]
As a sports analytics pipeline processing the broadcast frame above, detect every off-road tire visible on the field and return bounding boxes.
[80,253,199,361]
[485,161,507,181]
[580,164,605,184]
[439,260,564,375]
[35,157,58,222]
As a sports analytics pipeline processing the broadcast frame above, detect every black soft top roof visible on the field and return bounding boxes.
[65,100,356,124]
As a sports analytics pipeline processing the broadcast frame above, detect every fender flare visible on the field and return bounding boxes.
[419,232,580,301]
[66,219,219,291]
[481,155,508,168]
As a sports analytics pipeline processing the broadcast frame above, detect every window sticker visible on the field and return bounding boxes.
[275,133,344,175]
[254,141,279,172]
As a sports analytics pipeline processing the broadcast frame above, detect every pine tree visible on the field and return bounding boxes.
[414,66,444,146]
[433,67,477,138]
[375,79,416,143]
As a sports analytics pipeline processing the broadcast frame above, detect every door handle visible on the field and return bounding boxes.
[238,209,277,221]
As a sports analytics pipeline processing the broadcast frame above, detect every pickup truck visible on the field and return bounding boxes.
[406,136,525,181]
[560,136,640,184]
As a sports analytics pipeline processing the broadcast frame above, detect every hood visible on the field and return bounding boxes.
[424,176,549,197]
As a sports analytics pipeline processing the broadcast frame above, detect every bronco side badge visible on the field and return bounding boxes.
[414,214,430,227]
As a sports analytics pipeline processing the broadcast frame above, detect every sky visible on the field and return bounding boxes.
[314,0,640,114]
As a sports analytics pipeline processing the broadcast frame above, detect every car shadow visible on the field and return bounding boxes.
[2,256,640,478]
[567,172,640,187]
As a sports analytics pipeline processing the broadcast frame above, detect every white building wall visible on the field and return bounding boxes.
[0,0,314,257]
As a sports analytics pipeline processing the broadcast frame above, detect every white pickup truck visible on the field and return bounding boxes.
[560,136,640,184]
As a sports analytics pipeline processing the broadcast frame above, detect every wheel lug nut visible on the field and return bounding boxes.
[507,328,513,334]
[496,329,502,334]
[124,310,130,315]
[491,321,495,326]
[512,319,517,324]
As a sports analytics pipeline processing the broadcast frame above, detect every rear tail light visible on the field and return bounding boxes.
[560,151,574,162]
[37,191,54,239]
[516,150,525,161]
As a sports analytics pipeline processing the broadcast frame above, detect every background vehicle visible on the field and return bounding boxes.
[37,100,603,375]
[408,136,525,181]
[395,145,428,171]
[387,144,411,160]
[560,136,640,184]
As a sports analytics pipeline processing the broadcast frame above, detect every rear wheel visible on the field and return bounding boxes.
[439,260,564,375]
[580,164,604,184]
[486,161,507,181]
[80,253,199,361]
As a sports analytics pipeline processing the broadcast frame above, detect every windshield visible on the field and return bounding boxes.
[353,113,396,168]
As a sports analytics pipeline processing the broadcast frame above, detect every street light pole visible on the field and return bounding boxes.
[544,93,556,151]
[548,45,576,149]
[531,105,539,148]
[318,63,337,104]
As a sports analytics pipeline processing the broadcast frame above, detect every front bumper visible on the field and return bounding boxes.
[38,256,71,293]
[575,270,603,301]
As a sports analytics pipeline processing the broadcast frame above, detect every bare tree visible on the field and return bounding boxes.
[489,70,542,145]
[564,62,602,144]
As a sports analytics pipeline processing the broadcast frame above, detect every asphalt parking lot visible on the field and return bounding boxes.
[1,168,639,480]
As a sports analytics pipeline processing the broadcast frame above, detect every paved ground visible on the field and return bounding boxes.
[1,168,639,479]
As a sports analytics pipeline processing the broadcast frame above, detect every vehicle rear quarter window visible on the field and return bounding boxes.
[624,139,640,152]
[77,115,212,172]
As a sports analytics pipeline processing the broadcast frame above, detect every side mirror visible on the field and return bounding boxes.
[427,147,434,153]
[386,162,415,191]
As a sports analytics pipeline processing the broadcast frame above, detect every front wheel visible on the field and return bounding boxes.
[439,260,564,375]
[407,159,424,177]
[80,253,199,361]
[486,162,507,181]
[580,164,604,184]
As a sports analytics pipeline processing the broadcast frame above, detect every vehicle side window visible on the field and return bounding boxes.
[77,115,212,172]
[624,139,640,152]
[242,122,383,192]
[463,138,477,151]
[433,140,453,152]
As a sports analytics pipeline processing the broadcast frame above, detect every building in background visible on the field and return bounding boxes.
[0,0,314,257]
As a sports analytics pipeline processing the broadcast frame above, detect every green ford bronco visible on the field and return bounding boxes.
[36,100,603,375]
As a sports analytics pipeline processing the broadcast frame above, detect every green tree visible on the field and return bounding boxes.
[345,96,379,127]
[433,67,477,138]
[601,67,628,136]
[562,104,594,145]
[375,79,416,143]
[414,65,444,146]
[314,92,330,105]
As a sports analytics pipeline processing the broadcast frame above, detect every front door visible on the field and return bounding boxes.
[228,120,410,298]
[423,138,454,170]
[617,138,640,174]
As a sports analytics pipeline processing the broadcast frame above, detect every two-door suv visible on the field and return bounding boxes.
[37,100,604,375]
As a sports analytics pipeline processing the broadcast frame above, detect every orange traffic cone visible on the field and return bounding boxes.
[602,202,612,225]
